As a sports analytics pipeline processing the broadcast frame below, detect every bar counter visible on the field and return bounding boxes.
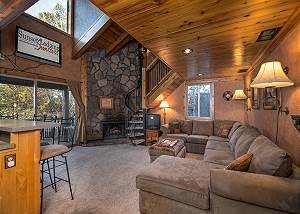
[0,119,59,214]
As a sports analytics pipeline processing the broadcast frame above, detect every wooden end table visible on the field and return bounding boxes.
[145,129,160,146]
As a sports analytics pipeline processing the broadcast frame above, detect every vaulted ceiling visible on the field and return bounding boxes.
[0,0,37,29]
[90,0,300,80]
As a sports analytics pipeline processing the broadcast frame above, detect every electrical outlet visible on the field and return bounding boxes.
[5,154,16,169]
[0,52,4,60]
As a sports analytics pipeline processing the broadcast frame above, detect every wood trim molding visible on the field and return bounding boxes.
[248,4,300,73]
[72,14,112,59]
[106,31,130,55]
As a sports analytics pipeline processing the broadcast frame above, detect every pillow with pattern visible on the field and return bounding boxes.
[225,153,253,172]
[169,121,181,134]
[218,123,233,138]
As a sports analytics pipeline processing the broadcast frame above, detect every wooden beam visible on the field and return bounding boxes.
[106,31,130,56]
[72,15,112,59]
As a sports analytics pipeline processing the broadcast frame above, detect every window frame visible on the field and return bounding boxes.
[185,81,214,120]
[25,0,72,34]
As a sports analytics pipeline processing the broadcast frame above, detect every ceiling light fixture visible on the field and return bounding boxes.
[183,48,193,55]
[197,73,203,76]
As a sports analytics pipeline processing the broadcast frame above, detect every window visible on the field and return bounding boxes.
[186,83,213,119]
[25,0,71,34]
[0,76,76,119]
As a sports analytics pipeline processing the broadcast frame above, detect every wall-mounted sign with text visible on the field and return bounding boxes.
[16,26,61,65]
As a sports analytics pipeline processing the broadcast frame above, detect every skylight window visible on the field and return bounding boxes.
[25,0,71,34]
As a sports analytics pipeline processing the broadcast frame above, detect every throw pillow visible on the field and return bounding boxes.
[217,124,233,138]
[169,121,181,134]
[225,153,253,171]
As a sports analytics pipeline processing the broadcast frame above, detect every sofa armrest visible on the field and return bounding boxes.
[210,169,300,213]
[160,124,170,135]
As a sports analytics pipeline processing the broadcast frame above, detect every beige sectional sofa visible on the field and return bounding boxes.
[136,120,300,214]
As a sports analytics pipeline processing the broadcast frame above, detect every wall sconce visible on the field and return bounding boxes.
[250,61,294,143]
[232,89,251,111]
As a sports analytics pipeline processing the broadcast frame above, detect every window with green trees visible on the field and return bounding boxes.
[186,83,213,119]
[0,76,76,120]
[25,0,71,34]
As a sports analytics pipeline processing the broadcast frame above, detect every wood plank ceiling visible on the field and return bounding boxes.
[0,0,38,29]
[92,21,132,56]
[90,0,300,80]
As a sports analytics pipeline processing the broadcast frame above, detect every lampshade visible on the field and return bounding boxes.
[159,100,170,108]
[232,89,247,100]
[250,61,294,88]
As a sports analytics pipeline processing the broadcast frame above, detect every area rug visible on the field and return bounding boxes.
[43,144,149,214]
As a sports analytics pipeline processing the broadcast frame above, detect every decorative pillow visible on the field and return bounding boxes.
[225,153,253,171]
[228,126,246,152]
[169,121,181,134]
[217,124,233,138]
[180,120,193,135]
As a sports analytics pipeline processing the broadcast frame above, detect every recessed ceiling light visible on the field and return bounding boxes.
[197,73,203,76]
[183,48,193,54]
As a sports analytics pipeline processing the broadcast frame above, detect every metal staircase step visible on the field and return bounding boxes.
[129,120,144,124]
[127,126,144,130]
[132,139,145,145]
[128,133,144,138]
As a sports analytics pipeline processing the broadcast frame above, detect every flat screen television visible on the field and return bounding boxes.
[145,114,161,130]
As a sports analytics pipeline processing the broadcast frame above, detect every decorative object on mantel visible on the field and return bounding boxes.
[251,88,260,109]
[291,115,300,133]
[159,100,170,124]
[232,89,251,111]
[100,97,114,109]
[223,91,233,101]
[250,61,294,143]
[263,87,278,110]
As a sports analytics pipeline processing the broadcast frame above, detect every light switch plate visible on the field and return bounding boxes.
[5,154,16,169]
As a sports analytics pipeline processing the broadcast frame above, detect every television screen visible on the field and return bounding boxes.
[146,114,161,130]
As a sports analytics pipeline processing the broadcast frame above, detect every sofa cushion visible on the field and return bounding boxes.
[187,135,208,145]
[180,120,193,135]
[225,153,253,172]
[166,134,188,141]
[213,120,235,136]
[248,135,293,177]
[136,156,223,210]
[205,140,231,152]
[229,126,247,152]
[234,126,260,158]
[192,120,213,136]
[208,136,229,142]
[204,149,234,165]
[228,121,241,139]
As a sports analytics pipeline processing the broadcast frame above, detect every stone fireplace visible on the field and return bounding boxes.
[86,42,139,140]
[101,119,126,139]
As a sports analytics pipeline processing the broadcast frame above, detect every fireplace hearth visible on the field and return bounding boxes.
[101,119,126,139]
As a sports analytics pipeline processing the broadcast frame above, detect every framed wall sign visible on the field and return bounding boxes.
[263,88,278,110]
[251,88,260,109]
[100,97,114,109]
[16,26,61,65]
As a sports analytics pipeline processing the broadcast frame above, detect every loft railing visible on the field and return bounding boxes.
[146,52,171,95]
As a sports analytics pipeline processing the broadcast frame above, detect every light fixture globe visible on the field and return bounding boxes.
[232,89,247,100]
[250,61,294,88]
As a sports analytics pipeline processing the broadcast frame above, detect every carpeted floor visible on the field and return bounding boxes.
[43,144,149,214]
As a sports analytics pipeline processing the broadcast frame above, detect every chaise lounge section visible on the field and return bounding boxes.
[136,121,300,214]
